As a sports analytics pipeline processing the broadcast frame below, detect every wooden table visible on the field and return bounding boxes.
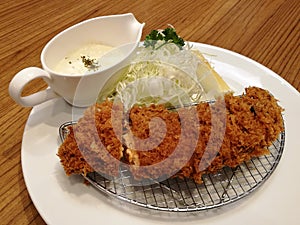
[0,0,299,224]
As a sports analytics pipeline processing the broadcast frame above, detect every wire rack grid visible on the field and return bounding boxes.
[59,121,285,212]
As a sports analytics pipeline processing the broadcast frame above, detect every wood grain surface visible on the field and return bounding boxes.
[0,0,299,224]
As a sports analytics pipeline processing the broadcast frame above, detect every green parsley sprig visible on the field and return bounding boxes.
[144,27,185,50]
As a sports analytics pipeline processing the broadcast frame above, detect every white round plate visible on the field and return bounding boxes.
[21,43,300,225]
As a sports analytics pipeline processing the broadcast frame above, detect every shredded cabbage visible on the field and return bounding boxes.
[97,42,210,111]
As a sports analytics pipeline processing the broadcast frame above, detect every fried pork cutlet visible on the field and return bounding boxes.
[57,87,284,184]
[126,87,284,183]
[123,103,200,182]
[57,100,124,178]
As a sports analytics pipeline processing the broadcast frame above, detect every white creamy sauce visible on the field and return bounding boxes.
[54,43,122,75]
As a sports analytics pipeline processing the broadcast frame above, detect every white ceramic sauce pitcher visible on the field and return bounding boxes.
[9,13,145,107]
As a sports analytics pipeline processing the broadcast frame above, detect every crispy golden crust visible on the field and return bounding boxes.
[57,87,284,184]
[193,87,282,182]
[57,127,94,176]
[57,100,123,177]
[126,87,284,183]
[124,104,182,180]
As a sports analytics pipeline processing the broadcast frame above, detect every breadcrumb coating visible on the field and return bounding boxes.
[57,100,124,178]
[57,87,284,184]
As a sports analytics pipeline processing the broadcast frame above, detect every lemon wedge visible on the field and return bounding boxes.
[192,49,231,98]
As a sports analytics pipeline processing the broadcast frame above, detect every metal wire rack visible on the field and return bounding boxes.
[59,121,285,212]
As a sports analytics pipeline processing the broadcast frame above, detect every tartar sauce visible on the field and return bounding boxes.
[54,43,116,75]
